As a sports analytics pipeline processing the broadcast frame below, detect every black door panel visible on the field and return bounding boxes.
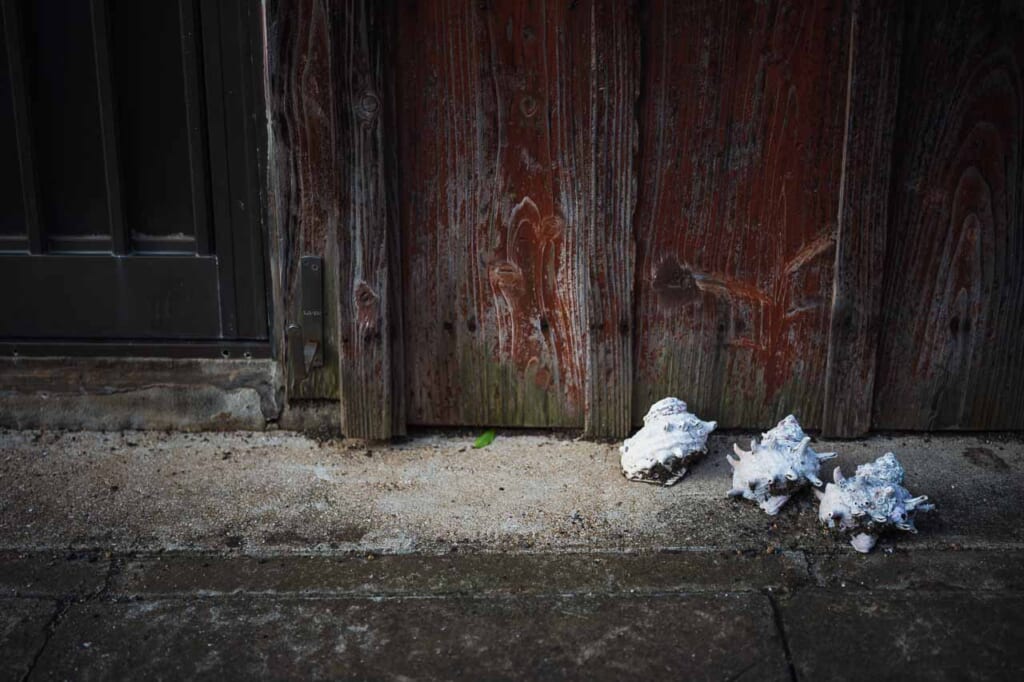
[0,0,267,346]
[0,254,221,338]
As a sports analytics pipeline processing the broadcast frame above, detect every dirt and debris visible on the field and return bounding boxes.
[1,429,1023,678]
[0,429,1021,554]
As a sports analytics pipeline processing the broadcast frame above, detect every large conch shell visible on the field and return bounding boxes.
[620,397,717,486]
[815,452,934,553]
[726,415,836,515]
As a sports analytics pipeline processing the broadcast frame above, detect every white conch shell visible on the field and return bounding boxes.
[814,452,934,553]
[726,415,836,515]
[620,397,717,486]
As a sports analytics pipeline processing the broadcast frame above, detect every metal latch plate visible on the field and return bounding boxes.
[300,256,324,370]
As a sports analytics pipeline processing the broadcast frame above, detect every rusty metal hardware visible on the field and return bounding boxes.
[287,256,324,380]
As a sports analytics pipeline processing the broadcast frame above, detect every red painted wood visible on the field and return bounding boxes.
[262,0,1024,434]
[633,0,849,428]
[579,0,639,438]
[397,0,638,434]
[873,0,1024,430]
[822,0,903,437]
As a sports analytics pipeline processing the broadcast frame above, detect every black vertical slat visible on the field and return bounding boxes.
[242,0,270,339]
[179,0,211,256]
[224,0,268,339]
[89,0,127,254]
[199,0,238,337]
[2,0,41,253]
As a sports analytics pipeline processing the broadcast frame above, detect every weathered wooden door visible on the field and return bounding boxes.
[268,0,1024,439]
[0,0,267,353]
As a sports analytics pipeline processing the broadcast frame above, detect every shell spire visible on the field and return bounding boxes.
[620,397,716,486]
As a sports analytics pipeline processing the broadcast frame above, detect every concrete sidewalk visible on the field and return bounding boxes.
[1,428,1023,679]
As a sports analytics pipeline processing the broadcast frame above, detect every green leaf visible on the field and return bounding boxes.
[473,429,496,449]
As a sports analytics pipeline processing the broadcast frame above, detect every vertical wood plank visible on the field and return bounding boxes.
[266,0,340,396]
[333,0,404,439]
[633,0,849,428]
[582,0,638,438]
[397,0,639,435]
[821,0,903,437]
[2,0,42,253]
[398,0,578,428]
[89,0,127,255]
[873,0,1024,430]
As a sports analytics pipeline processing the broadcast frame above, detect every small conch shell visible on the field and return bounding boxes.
[726,415,836,515]
[620,397,717,486]
[814,452,935,553]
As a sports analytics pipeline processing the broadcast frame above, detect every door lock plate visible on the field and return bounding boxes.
[288,256,324,381]
[300,256,324,370]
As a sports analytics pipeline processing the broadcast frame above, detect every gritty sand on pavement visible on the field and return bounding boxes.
[2,428,1021,554]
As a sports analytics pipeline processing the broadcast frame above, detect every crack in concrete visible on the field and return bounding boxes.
[19,599,71,682]
[767,592,799,682]
[16,558,117,682]
[8,554,1023,682]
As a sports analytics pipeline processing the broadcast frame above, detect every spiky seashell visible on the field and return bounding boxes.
[726,415,836,515]
[815,453,934,553]
[620,397,717,486]
[759,415,837,488]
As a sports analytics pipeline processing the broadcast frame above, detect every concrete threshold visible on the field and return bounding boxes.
[1,429,1022,554]
[1,429,1023,679]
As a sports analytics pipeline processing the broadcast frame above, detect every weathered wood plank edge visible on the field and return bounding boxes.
[822,0,904,437]
[334,0,405,439]
[583,0,640,440]
[265,0,342,401]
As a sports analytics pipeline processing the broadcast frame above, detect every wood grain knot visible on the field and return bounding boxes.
[489,260,525,297]
[652,256,700,305]
[520,95,538,118]
[354,281,380,334]
[537,215,565,241]
[357,92,380,123]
